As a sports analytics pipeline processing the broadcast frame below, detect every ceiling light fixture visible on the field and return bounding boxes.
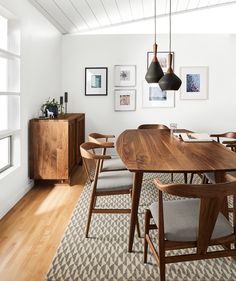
[159,0,182,91]
[145,0,164,83]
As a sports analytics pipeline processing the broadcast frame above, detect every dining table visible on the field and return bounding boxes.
[116,129,236,252]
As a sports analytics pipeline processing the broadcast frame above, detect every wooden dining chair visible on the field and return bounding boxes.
[88,133,127,172]
[80,142,140,238]
[138,124,188,184]
[138,124,169,130]
[203,132,236,184]
[144,178,236,281]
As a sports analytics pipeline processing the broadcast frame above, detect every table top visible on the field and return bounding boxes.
[116,129,236,173]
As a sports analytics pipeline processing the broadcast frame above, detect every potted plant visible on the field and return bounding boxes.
[41,97,60,117]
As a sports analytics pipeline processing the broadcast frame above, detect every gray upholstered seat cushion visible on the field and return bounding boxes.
[93,170,133,192]
[102,156,126,171]
[205,171,236,184]
[150,199,233,242]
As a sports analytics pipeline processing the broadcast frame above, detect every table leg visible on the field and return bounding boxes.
[214,171,228,219]
[128,171,143,253]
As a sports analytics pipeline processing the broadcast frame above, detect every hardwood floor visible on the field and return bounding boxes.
[0,166,87,281]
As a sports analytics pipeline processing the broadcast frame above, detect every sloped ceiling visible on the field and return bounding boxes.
[29,0,236,34]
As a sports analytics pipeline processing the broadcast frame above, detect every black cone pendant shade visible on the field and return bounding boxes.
[159,0,182,91]
[145,43,164,83]
[159,53,182,90]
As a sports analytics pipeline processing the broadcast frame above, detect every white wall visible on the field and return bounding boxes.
[0,0,61,218]
[61,34,236,139]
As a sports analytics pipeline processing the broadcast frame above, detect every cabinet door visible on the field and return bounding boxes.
[69,120,76,172]
[30,120,69,180]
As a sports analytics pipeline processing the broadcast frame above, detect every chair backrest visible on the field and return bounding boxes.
[210,132,236,143]
[226,143,236,152]
[138,124,169,130]
[153,178,236,255]
[80,142,112,182]
[88,133,115,144]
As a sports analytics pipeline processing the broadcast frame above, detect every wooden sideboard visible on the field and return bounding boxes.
[29,113,85,184]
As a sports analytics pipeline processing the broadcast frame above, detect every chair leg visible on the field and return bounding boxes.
[144,209,151,263]
[184,172,188,184]
[189,172,194,184]
[85,192,96,238]
[201,175,209,184]
[171,173,174,182]
[159,261,166,281]
[136,215,141,238]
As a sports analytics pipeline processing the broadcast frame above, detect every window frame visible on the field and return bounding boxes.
[0,8,20,175]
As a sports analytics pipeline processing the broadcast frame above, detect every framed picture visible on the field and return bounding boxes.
[114,89,136,111]
[147,52,174,73]
[180,66,208,100]
[85,67,108,96]
[142,81,175,108]
[114,65,136,87]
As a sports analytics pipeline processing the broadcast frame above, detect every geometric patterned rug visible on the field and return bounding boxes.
[45,173,236,281]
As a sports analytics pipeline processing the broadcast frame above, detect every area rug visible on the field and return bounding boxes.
[45,173,236,281]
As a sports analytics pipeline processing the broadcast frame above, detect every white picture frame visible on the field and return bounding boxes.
[114,89,136,111]
[180,66,208,100]
[147,52,174,73]
[114,65,136,87]
[142,81,175,108]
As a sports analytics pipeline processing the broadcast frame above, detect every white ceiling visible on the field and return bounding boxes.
[29,0,236,34]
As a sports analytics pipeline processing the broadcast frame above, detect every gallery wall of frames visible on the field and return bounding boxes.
[61,33,236,137]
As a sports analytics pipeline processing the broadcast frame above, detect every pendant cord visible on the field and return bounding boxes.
[169,0,171,53]
[154,0,156,44]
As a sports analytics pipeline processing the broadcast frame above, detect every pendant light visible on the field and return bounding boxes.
[145,0,164,83]
[159,0,182,91]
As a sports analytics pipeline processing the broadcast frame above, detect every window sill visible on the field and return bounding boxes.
[0,165,20,180]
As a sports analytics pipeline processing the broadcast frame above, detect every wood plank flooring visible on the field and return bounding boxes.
[0,166,87,281]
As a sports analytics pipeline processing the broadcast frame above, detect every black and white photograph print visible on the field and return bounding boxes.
[85,67,108,96]
[120,70,130,81]
[114,65,136,87]
[114,89,136,111]
[142,81,174,108]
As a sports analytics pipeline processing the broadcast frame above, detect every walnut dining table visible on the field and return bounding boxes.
[116,129,236,252]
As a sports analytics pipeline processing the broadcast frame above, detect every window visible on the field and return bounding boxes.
[0,11,20,174]
[0,136,11,172]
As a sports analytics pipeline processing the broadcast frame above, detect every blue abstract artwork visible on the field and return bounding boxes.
[186,74,200,92]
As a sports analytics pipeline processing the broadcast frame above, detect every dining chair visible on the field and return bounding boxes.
[203,132,236,184]
[138,124,188,184]
[138,124,169,130]
[144,178,236,281]
[88,132,127,172]
[80,142,140,238]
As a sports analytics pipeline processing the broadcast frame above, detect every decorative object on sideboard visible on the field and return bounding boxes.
[114,89,136,111]
[159,0,182,91]
[142,80,174,108]
[60,96,64,114]
[64,92,68,114]
[41,97,60,118]
[180,66,208,100]
[85,67,108,96]
[145,0,164,83]
[114,65,136,87]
